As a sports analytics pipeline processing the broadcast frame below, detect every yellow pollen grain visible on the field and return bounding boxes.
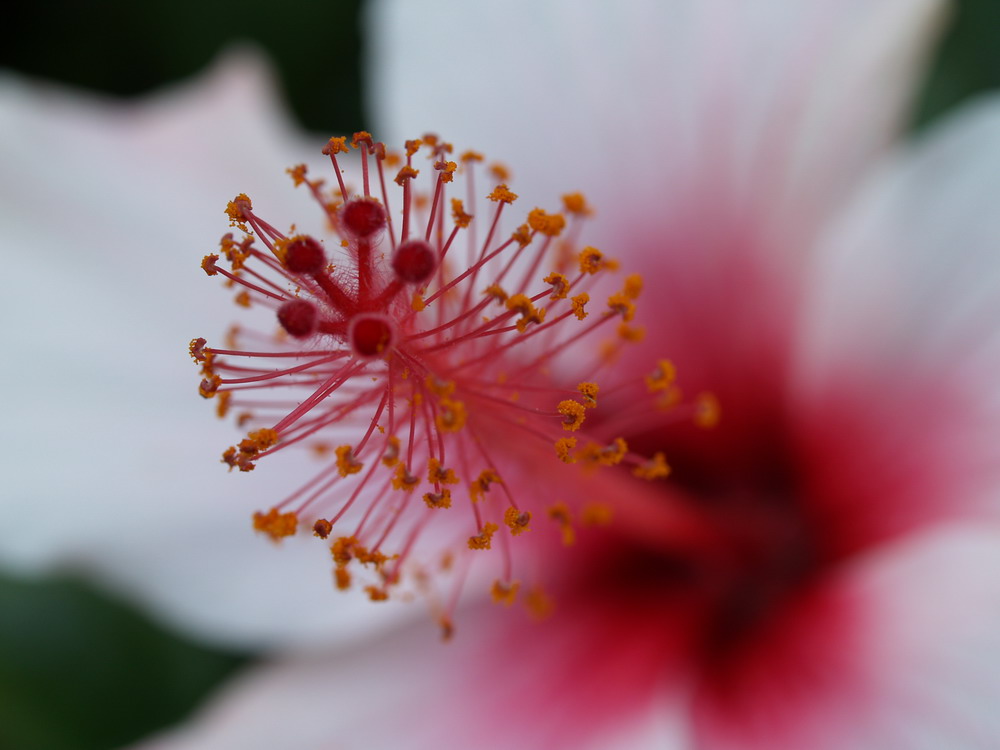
[561,192,592,215]
[525,585,554,620]
[694,392,721,429]
[554,437,578,463]
[470,469,501,503]
[577,382,599,408]
[547,502,575,546]
[607,292,636,322]
[504,507,532,536]
[423,489,452,509]
[468,522,499,550]
[201,254,219,276]
[286,163,308,186]
[580,502,614,526]
[335,444,364,476]
[435,160,458,183]
[487,184,518,204]
[435,398,467,432]
[544,272,570,300]
[624,273,644,300]
[391,464,420,492]
[322,136,350,155]
[451,198,473,228]
[394,165,420,186]
[427,457,458,485]
[510,224,532,247]
[645,359,677,392]
[527,208,567,237]
[633,452,671,480]
[557,400,586,431]
[381,435,401,467]
[252,508,298,541]
[491,579,521,606]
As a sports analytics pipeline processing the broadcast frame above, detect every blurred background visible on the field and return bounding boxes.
[1,0,999,747]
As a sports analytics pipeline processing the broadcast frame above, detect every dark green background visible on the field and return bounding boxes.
[2,1,998,748]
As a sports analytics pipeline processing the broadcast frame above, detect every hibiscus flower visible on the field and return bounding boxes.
[5,0,1000,748]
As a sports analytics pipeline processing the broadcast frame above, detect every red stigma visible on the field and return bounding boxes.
[349,314,394,357]
[283,236,326,274]
[392,239,437,284]
[277,299,318,338]
[341,197,387,239]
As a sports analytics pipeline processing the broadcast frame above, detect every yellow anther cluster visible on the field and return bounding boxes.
[577,382,599,408]
[561,192,592,216]
[351,131,374,149]
[544,272,570,300]
[580,502,614,526]
[632,452,671,480]
[427,457,458,485]
[394,165,420,186]
[491,579,521,606]
[391,463,420,491]
[606,291,636,321]
[525,585,554,620]
[335,444,364,476]
[527,208,567,237]
[554,437,578,463]
[487,184,518,204]
[225,193,252,228]
[578,246,608,275]
[404,139,423,156]
[694,392,721,428]
[503,507,532,536]
[252,508,298,541]
[547,503,576,546]
[322,136,350,154]
[435,160,458,183]
[506,293,546,332]
[460,150,484,163]
[623,273,644,300]
[571,293,590,320]
[313,519,333,539]
[645,359,677,392]
[286,163,308,187]
[381,435,401,466]
[557,400,587,431]
[201,254,220,276]
[451,198,474,228]
[485,284,509,303]
[579,437,628,467]
[510,224,532,247]
[468,522,499,550]
[423,489,452,509]
[435,397,467,432]
[470,469,501,503]
[490,163,511,181]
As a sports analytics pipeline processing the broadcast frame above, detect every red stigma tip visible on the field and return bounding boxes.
[392,239,437,285]
[277,299,318,338]
[283,236,326,274]
[349,314,395,357]
[341,198,387,239]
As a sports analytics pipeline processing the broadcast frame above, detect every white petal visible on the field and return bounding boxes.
[131,607,684,750]
[367,0,945,256]
[795,95,1000,522]
[0,50,415,648]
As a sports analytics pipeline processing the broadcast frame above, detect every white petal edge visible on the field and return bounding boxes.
[0,49,420,649]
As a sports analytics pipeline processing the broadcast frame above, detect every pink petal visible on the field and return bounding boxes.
[0,49,413,648]
[692,525,1000,749]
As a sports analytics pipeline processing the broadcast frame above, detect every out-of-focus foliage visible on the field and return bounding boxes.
[0,574,246,750]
